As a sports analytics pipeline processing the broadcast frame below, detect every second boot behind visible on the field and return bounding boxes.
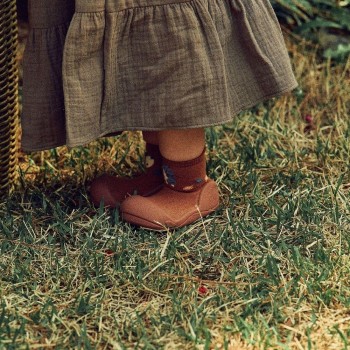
[89,143,163,207]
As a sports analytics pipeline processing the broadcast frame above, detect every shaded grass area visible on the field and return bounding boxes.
[1,39,350,349]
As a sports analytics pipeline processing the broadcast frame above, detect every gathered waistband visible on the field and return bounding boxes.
[75,0,195,13]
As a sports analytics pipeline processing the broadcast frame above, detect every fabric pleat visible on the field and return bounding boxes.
[22,0,74,151]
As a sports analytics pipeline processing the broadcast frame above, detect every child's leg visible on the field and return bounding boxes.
[158,129,205,161]
[120,128,219,230]
[89,131,163,207]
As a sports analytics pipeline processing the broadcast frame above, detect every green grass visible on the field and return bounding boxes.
[1,39,350,349]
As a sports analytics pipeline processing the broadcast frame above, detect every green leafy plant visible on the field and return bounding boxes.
[272,0,350,29]
[272,0,350,59]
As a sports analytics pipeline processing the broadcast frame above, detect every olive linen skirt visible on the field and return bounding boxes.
[22,0,297,152]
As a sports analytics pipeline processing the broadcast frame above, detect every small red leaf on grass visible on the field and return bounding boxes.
[104,249,114,257]
[198,285,208,295]
[304,114,315,133]
[305,114,313,124]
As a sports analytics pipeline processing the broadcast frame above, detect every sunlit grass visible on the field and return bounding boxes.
[1,37,350,349]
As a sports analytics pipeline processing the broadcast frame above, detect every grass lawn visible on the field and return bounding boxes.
[1,34,350,349]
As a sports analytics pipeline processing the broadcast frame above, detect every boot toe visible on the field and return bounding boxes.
[120,180,220,230]
[120,196,175,230]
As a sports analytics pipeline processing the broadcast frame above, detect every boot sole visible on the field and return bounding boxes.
[122,204,220,231]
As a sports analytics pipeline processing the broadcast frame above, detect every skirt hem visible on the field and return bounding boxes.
[21,81,298,152]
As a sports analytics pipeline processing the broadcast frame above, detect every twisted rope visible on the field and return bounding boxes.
[0,0,19,198]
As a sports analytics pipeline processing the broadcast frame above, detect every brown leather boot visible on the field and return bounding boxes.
[120,150,220,230]
[89,143,163,207]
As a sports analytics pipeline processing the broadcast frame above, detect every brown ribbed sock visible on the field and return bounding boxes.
[162,150,209,192]
[89,143,163,207]
[120,149,220,230]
